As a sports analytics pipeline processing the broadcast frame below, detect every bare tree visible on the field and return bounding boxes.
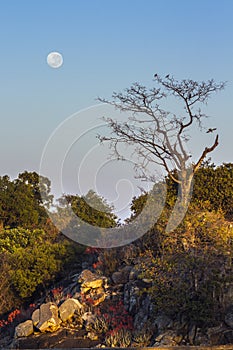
[98,74,225,207]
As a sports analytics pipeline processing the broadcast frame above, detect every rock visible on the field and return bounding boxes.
[225,306,233,328]
[124,282,140,314]
[79,269,106,293]
[112,266,132,284]
[12,328,100,349]
[59,298,83,322]
[207,324,225,345]
[15,320,34,338]
[153,330,182,346]
[83,286,107,306]
[81,278,103,292]
[37,302,61,332]
[78,269,96,283]
[133,295,151,330]
[79,269,107,306]
[31,308,40,326]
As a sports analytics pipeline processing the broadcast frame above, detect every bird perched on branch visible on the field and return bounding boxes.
[165,74,169,78]
[206,128,217,133]
[154,73,158,78]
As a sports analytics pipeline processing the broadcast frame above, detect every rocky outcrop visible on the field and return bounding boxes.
[79,269,108,306]
[10,262,233,349]
[123,268,153,331]
[36,302,61,333]
[59,298,83,322]
[15,320,34,338]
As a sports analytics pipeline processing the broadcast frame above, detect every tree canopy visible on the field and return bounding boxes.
[0,172,52,229]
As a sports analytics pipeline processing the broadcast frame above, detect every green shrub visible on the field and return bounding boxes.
[0,227,84,300]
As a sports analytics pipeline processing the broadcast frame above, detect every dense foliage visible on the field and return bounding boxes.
[0,171,51,229]
[0,227,84,311]
[58,190,118,228]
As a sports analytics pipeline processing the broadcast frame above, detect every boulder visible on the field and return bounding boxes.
[81,278,103,292]
[79,269,106,293]
[78,269,96,283]
[59,298,83,322]
[31,308,40,326]
[15,320,34,338]
[37,302,61,332]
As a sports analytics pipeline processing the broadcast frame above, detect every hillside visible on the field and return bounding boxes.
[0,163,233,347]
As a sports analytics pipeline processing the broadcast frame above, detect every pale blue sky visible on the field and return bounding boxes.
[0,0,233,218]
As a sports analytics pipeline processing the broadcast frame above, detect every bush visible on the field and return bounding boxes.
[138,206,233,327]
[0,227,84,301]
[0,253,16,314]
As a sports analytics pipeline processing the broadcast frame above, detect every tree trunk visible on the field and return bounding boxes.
[180,170,194,207]
[165,169,193,232]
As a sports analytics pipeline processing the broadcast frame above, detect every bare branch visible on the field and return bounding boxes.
[98,74,225,202]
[194,134,219,173]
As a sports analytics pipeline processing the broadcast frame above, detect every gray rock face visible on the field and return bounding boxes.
[37,302,61,332]
[59,298,83,322]
[133,295,151,330]
[15,320,34,338]
[124,282,139,314]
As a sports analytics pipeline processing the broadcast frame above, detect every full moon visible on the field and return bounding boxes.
[47,52,63,68]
